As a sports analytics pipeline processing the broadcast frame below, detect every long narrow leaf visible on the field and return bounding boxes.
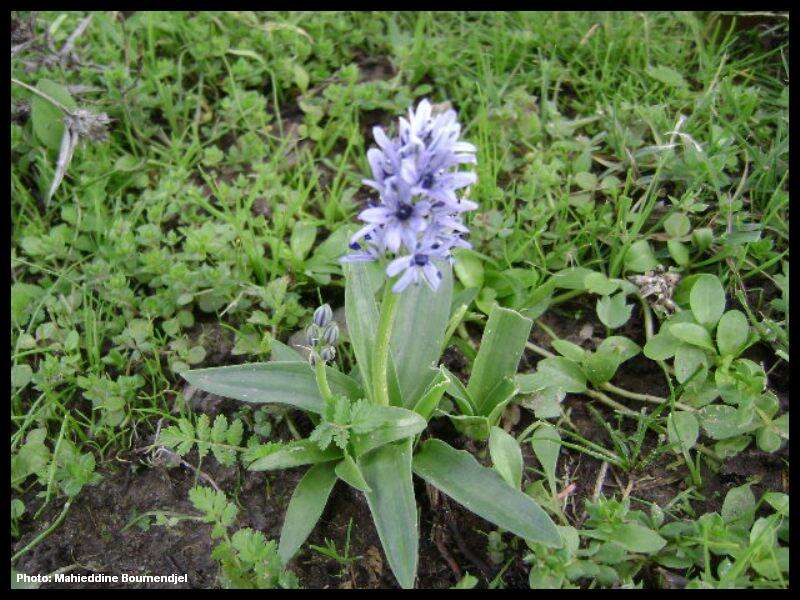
[360,439,418,589]
[344,262,383,397]
[390,262,453,408]
[182,362,363,414]
[466,306,532,415]
[278,462,338,564]
[412,439,561,547]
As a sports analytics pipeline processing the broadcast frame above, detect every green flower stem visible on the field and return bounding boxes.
[314,356,334,403]
[372,287,401,406]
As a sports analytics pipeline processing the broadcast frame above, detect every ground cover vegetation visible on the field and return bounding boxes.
[11,10,789,589]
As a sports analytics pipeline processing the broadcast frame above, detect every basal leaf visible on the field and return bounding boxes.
[278,462,338,564]
[182,362,363,415]
[360,440,418,589]
[334,454,371,492]
[467,305,532,415]
[412,367,450,421]
[413,439,561,547]
[391,262,453,408]
[448,414,492,441]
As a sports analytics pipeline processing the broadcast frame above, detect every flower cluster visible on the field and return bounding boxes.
[341,99,478,293]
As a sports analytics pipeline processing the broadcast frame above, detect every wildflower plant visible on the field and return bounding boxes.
[181,100,560,588]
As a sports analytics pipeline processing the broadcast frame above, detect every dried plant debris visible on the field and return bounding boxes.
[629,265,681,315]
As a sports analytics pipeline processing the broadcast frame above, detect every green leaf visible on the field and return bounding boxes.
[278,462,338,564]
[673,345,708,384]
[182,362,362,415]
[720,483,755,527]
[335,454,371,492]
[624,240,658,273]
[289,222,317,261]
[11,282,44,328]
[584,271,620,296]
[11,364,33,389]
[292,63,310,92]
[441,366,476,415]
[668,323,715,353]
[344,261,392,401]
[412,368,450,421]
[30,79,77,151]
[646,64,688,88]
[700,404,753,440]
[519,387,565,420]
[689,274,726,328]
[574,171,598,191]
[269,339,304,362]
[582,351,619,386]
[489,426,523,489]
[693,227,714,251]
[453,249,484,289]
[350,405,426,457]
[591,522,666,553]
[716,310,749,356]
[667,411,699,452]
[531,423,561,495]
[482,378,519,426]
[551,339,586,362]
[643,331,681,360]
[467,305,532,415]
[552,267,593,290]
[597,336,641,364]
[664,212,691,238]
[525,357,587,394]
[360,440,418,589]
[413,439,561,547]
[391,263,453,408]
[667,239,690,266]
[448,414,492,441]
[247,440,342,471]
[596,292,632,329]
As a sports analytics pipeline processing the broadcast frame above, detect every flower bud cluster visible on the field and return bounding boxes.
[307,304,339,364]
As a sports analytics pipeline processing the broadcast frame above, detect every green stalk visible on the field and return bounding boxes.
[314,355,334,403]
[372,287,401,406]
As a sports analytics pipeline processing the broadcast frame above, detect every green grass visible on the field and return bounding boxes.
[11,11,788,588]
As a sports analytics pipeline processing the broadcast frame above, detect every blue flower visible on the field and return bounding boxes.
[352,179,430,253]
[386,240,449,293]
[342,98,478,294]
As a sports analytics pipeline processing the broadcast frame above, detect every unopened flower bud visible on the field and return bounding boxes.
[313,304,333,327]
[320,346,336,363]
[321,322,339,346]
[306,324,320,346]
